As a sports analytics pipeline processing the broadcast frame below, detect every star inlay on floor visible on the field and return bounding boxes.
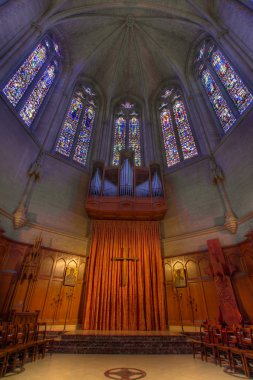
[104,367,146,380]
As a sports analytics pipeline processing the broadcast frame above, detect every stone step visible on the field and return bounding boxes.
[52,334,192,354]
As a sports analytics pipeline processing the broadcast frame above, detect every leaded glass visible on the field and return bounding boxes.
[173,100,198,160]
[3,44,47,106]
[19,64,56,127]
[121,102,134,109]
[73,105,95,165]
[112,116,126,166]
[55,94,83,156]
[201,68,236,132]
[211,49,253,113]
[160,109,180,167]
[129,116,141,166]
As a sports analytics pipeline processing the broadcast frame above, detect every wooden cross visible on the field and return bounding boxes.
[111,247,139,287]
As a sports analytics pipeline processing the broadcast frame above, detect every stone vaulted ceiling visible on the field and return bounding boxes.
[39,0,219,101]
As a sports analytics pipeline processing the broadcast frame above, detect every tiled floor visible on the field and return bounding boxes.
[5,354,246,379]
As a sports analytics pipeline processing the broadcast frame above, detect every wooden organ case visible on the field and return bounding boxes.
[85,151,167,220]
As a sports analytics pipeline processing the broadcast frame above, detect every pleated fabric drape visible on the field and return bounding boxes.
[82,220,166,331]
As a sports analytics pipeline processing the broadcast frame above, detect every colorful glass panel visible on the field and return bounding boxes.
[19,64,56,127]
[211,49,253,113]
[55,95,83,157]
[201,68,236,132]
[129,117,141,166]
[121,102,134,109]
[173,100,198,160]
[112,116,126,166]
[73,105,95,165]
[3,44,47,106]
[160,109,180,167]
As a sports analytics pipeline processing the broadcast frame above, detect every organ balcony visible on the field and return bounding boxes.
[85,151,168,220]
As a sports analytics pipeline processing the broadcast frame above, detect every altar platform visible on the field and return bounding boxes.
[51,330,194,354]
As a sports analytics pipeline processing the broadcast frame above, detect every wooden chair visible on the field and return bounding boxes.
[5,324,16,347]
[238,328,253,350]
[0,351,8,378]
[190,339,204,360]
[26,323,37,342]
[4,345,27,376]
[16,324,26,345]
[216,327,238,370]
[37,322,47,341]
[211,325,223,345]
[0,326,7,349]
[229,347,248,377]
[202,341,217,364]
[243,351,253,378]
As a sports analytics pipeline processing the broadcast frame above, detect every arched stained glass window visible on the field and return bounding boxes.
[112,101,142,166]
[195,39,253,133]
[1,34,61,128]
[159,88,198,168]
[55,86,97,167]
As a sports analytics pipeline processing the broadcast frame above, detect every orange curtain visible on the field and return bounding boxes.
[82,220,166,331]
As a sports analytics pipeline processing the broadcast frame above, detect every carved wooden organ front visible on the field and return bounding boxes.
[85,151,167,220]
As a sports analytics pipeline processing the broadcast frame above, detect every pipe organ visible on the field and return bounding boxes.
[85,150,167,220]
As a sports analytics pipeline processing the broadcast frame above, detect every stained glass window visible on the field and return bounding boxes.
[112,116,127,166]
[173,100,198,159]
[55,95,83,156]
[211,50,253,114]
[196,39,253,133]
[160,109,180,167]
[73,105,96,165]
[129,117,141,166]
[55,86,97,167]
[200,68,236,133]
[1,35,61,128]
[3,44,47,106]
[20,64,56,127]
[159,88,198,168]
[112,102,142,166]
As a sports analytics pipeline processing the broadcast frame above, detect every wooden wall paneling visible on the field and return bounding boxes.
[165,284,179,325]
[77,260,87,323]
[187,281,208,324]
[34,254,55,321]
[0,274,15,314]
[178,287,192,325]
[11,280,29,312]
[43,279,63,323]
[56,259,77,324]
[69,283,82,324]
[232,274,253,323]
[1,244,27,314]
[241,247,253,275]
[28,279,50,317]
[202,280,219,322]
[185,259,205,325]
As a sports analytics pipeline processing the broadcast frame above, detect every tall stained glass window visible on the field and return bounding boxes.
[112,101,142,166]
[196,39,253,133]
[1,34,61,128]
[55,86,97,167]
[159,88,198,168]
